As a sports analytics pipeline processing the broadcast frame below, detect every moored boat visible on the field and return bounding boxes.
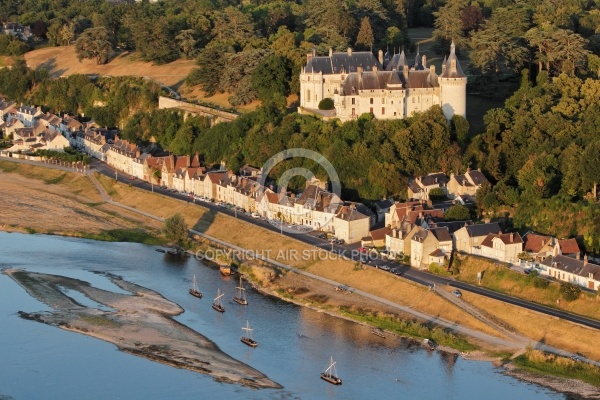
[219,265,231,276]
[240,320,258,347]
[321,356,342,385]
[189,274,202,298]
[233,276,248,305]
[212,288,225,312]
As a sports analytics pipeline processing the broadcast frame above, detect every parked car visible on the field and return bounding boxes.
[453,289,462,297]
[317,233,327,239]
[376,265,390,271]
[251,212,261,219]
[358,247,367,254]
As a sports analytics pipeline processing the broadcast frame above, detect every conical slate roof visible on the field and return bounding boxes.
[440,41,466,78]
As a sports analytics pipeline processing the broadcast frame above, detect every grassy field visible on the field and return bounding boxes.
[513,349,600,387]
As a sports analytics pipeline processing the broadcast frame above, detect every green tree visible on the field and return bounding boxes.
[251,54,292,106]
[163,213,189,246]
[429,187,447,201]
[355,16,374,50]
[432,0,468,53]
[444,204,471,221]
[559,282,581,302]
[176,29,199,59]
[75,27,113,65]
[469,7,529,79]
[582,141,600,201]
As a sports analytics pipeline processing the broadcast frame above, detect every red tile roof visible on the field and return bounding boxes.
[558,238,580,255]
[524,233,552,253]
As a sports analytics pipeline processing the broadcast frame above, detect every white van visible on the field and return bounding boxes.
[251,212,261,219]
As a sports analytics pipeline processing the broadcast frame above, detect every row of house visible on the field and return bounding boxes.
[3,97,597,290]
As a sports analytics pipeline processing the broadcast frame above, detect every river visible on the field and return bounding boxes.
[0,232,570,399]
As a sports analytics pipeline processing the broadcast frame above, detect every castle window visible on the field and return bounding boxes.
[370,98,373,104]
[394,112,397,116]
[352,108,355,115]
[370,107,373,114]
[382,107,385,115]
[381,98,385,104]
[352,98,355,105]
[307,90,311,101]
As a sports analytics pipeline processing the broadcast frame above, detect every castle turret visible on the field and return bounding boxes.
[438,41,467,119]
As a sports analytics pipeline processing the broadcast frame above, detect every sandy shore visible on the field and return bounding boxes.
[4,269,281,389]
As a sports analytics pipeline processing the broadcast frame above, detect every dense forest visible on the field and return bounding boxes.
[1,0,600,250]
[1,0,599,103]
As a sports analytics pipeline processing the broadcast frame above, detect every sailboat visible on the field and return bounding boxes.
[212,288,225,312]
[189,274,202,298]
[240,320,258,347]
[321,356,342,385]
[233,276,248,305]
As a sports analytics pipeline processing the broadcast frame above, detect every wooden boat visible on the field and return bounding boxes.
[233,276,248,305]
[212,288,225,313]
[240,320,258,347]
[189,274,202,298]
[321,356,342,385]
[371,328,386,339]
[219,264,231,276]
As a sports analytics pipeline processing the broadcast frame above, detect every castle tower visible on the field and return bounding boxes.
[438,41,467,119]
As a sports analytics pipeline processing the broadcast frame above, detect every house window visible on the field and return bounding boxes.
[370,98,373,104]
[352,98,355,105]
[382,107,385,115]
[352,108,355,115]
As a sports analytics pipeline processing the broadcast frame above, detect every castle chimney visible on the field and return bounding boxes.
[576,252,580,260]
[378,49,384,65]
[403,65,408,77]
[372,65,378,73]
[306,52,313,63]
[347,48,352,56]
[422,55,427,68]
[429,65,435,76]
[509,233,514,242]
[329,47,333,57]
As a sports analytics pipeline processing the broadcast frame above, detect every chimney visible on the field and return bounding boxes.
[403,65,409,77]
[422,55,427,68]
[373,65,378,73]
[509,233,514,242]
[576,252,580,260]
[584,254,588,266]
[329,47,333,57]
[430,65,435,76]
[306,52,313,63]
[378,49,384,65]
[347,48,352,56]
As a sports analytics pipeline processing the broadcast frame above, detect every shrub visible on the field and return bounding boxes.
[318,98,334,110]
[429,187,447,201]
[559,282,581,302]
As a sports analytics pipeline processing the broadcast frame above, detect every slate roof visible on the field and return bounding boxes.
[429,248,447,257]
[430,220,473,234]
[341,70,405,94]
[464,222,501,238]
[336,204,370,221]
[385,49,409,71]
[420,172,449,187]
[304,50,382,74]
[440,42,466,79]
[428,227,452,242]
[467,170,488,186]
[374,199,394,211]
[541,255,589,275]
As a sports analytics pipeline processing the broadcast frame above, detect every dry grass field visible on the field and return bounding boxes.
[24,46,195,88]
[0,162,160,236]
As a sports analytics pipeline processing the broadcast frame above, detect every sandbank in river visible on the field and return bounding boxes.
[3,268,281,390]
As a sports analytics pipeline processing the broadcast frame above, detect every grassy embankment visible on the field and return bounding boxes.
[514,349,600,387]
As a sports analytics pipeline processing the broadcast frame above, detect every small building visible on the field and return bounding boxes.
[447,169,489,199]
[480,232,523,264]
[542,254,600,290]
[453,222,501,255]
[523,232,554,261]
[407,172,449,201]
[410,227,452,269]
[333,203,371,244]
[553,238,581,258]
